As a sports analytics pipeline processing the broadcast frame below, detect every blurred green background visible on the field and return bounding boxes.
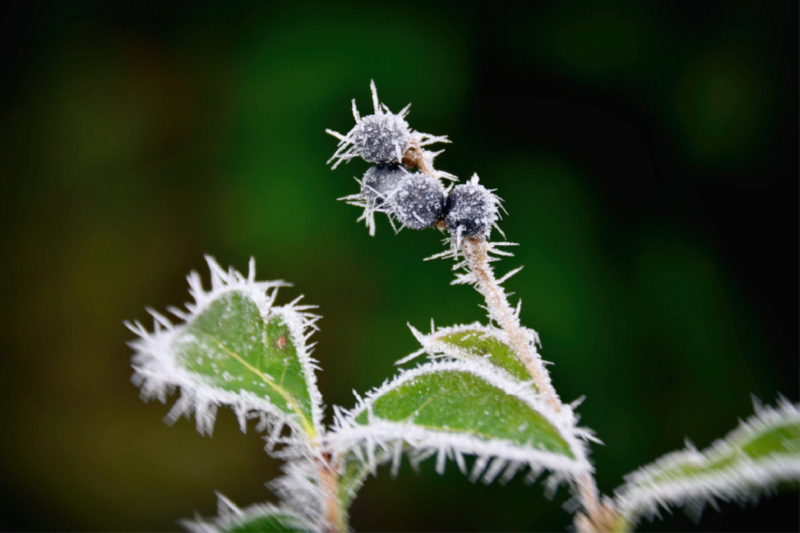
[0,1,797,531]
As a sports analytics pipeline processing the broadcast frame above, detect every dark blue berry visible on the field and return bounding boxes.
[444,182,497,238]
[391,175,445,230]
[362,164,409,206]
[353,114,411,164]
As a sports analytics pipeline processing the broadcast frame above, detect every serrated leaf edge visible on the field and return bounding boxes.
[613,398,800,526]
[127,256,324,440]
[329,360,593,488]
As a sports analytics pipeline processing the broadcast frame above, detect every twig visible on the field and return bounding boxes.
[318,453,343,533]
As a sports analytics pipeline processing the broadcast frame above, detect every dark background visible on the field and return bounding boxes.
[0,1,797,531]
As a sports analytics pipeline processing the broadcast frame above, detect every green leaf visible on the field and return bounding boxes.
[183,496,314,533]
[129,257,322,438]
[173,291,317,436]
[613,399,800,529]
[409,323,532,383]
[334,361,589,485]
[336,446,396,512]
[355,368,569,455]
[338,451,371,510]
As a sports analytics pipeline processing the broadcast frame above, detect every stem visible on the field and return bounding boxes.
[460,237,561,410]
[402,139,433,176]
[461,237,608,529]
[317,453,344,533]
[577,471,603,531]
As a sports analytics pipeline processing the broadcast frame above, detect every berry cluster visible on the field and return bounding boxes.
[328,82,501,242]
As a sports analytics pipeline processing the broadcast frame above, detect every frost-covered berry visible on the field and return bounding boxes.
[326,81,449,170]
[391,174,445,230]
[444,180,499,238]
[352,114,411,164]
[362,164,409,206]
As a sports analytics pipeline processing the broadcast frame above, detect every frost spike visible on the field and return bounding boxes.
[497,266,524,285]
[469,456,490,483]
[525,465,544,485]
[395,347,426,366]
[454,449,468,475]
[482,457,508,485]
[370,79,380,114]
[435,447,447,475]
[499,461,523,486]
[325,128,346,141]
[390,440,403,478]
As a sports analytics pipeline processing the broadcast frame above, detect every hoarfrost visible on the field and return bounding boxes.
[328,360,594,496]
[126,256,324,441]
[612,398,800,528]
[326,80,449,169]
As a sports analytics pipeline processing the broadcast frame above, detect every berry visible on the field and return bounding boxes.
[327,82,449,171]
[444,181,498,238]
[391,175,445,230]
[352,113,411,164]
[362,164,409,206]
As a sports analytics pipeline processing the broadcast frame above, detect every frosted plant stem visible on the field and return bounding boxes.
[461,237,607,530]
[460,237,561,410]
[576,471,608,533]
[318,453,344,533]
[402,139,433,176]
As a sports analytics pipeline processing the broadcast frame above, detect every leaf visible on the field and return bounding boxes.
[338,451,371,510]
[128,256,323,439]
[331,360,592,488]
[406,322,534,384]
[612,398,800,528]
[354,368,569,454]
[171,292,318,436]
[336,446,397,513]
[183,494,314,533]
